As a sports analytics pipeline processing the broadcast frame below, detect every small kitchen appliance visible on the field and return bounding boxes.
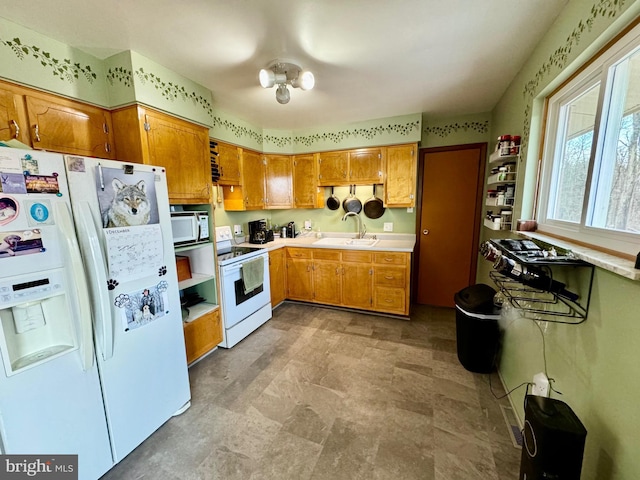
[248,219,273,244]
[285,221,296,239]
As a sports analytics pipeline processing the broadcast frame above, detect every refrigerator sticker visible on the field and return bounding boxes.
[0,173,27,194]
[114,281,169,331]
[21,155,39,174]
[103,224,164,281]
[96,167,160,228]
[65,155,86,172]
[0,196,19,226]
[0,154,22,173]
[25,174,60,194]
[26,200,53,226]
[0,229,44,258]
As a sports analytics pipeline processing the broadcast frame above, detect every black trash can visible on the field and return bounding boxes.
[454,284,501,373]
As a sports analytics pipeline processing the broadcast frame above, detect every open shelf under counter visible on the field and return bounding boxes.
[178,272,215,290]
[174,241,213,254]
[183,302,218,323]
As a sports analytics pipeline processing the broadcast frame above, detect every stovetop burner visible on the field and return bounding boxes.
[216,244,265,266]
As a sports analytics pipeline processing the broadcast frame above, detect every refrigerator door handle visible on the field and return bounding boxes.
[78,202,114,361]
[55,202,94,371]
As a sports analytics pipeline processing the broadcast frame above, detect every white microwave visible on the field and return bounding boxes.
[170,211,209,246]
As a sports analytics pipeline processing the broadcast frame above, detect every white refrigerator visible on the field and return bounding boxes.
[0,148,190,479]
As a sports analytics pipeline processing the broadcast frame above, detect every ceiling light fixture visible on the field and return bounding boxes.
[259,61,314,104]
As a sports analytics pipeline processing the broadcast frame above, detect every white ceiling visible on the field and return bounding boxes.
[0,0,568,130]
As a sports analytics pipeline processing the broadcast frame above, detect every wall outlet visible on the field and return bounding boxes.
[383,222,393,232]
[233,224,242,235]
[304,220,312,230]
[407,207,414,213]
[532,372,550,397]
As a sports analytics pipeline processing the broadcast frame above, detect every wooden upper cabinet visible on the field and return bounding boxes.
[264,154,292,209]
[293,154,322,208]
[318,148,383,185]
[241,149,265,210]
[0,84,29,145]
[318,150,349,185]
[349,148,383,184]
[111,105,211,204]
[24,94,115,159]
[216,141,242,185]
[385,143,417,207]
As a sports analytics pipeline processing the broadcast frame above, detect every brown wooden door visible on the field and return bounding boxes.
[415,144,485,307]
[265,154,293,208]
[269,248,286,306]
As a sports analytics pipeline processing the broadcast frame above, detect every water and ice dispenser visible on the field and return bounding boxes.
[0,269,77,375]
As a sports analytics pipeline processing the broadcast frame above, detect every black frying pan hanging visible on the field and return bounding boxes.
[343,185,362,213]
[326,186,340,210]
[363,185,385,219]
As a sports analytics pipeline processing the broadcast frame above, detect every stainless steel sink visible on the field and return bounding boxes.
[313,237,379,248]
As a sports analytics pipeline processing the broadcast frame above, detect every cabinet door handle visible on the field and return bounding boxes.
[336,267,340,275]
[33,124,41,142]
[11,120,19,139]
[384,275,394,280]
[105,143,111,153]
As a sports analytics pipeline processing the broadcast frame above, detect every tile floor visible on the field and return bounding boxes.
[101,303,521,480]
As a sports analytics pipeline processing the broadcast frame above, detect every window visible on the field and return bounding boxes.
[539,23,640,256]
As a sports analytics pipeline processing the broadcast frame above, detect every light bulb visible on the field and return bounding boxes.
[259,69,274,88]
[299,70,315,90]
[275,84,290,104]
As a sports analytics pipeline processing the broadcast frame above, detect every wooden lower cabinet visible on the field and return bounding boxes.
[341,250,374,310]
[282,247,410,315]
[312,250,342,305]
[285,248,314,301]
[269,248,286,307]
[372,253,411,315]
[183,309,222,364]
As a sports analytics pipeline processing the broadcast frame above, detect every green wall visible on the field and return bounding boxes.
[483,1,640,479]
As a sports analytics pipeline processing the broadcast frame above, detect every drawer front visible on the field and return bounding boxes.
[286,247,312,259]
[313,249,341,261]
[374,286,406,314]
[373,252,408,266]
[341,251,372,263]
[183,309,221,363]
[374,266,406,287]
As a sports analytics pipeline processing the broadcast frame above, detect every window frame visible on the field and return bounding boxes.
[537,22,640,257]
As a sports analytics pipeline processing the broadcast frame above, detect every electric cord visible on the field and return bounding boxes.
[532,319,563,396]
[488,372,533,400]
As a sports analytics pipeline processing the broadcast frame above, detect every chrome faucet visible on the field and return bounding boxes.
[342,211,366,239]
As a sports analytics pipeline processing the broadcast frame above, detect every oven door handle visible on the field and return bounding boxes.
[222,263,243,274]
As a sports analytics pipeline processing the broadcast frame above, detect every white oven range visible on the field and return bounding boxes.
[216,226,271,348]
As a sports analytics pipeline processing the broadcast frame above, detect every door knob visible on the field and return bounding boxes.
[422,229,429,235]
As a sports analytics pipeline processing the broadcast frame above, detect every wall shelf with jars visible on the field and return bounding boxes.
[484,135,520,231]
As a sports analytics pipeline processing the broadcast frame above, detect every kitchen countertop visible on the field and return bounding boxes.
[235,232,416,253]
